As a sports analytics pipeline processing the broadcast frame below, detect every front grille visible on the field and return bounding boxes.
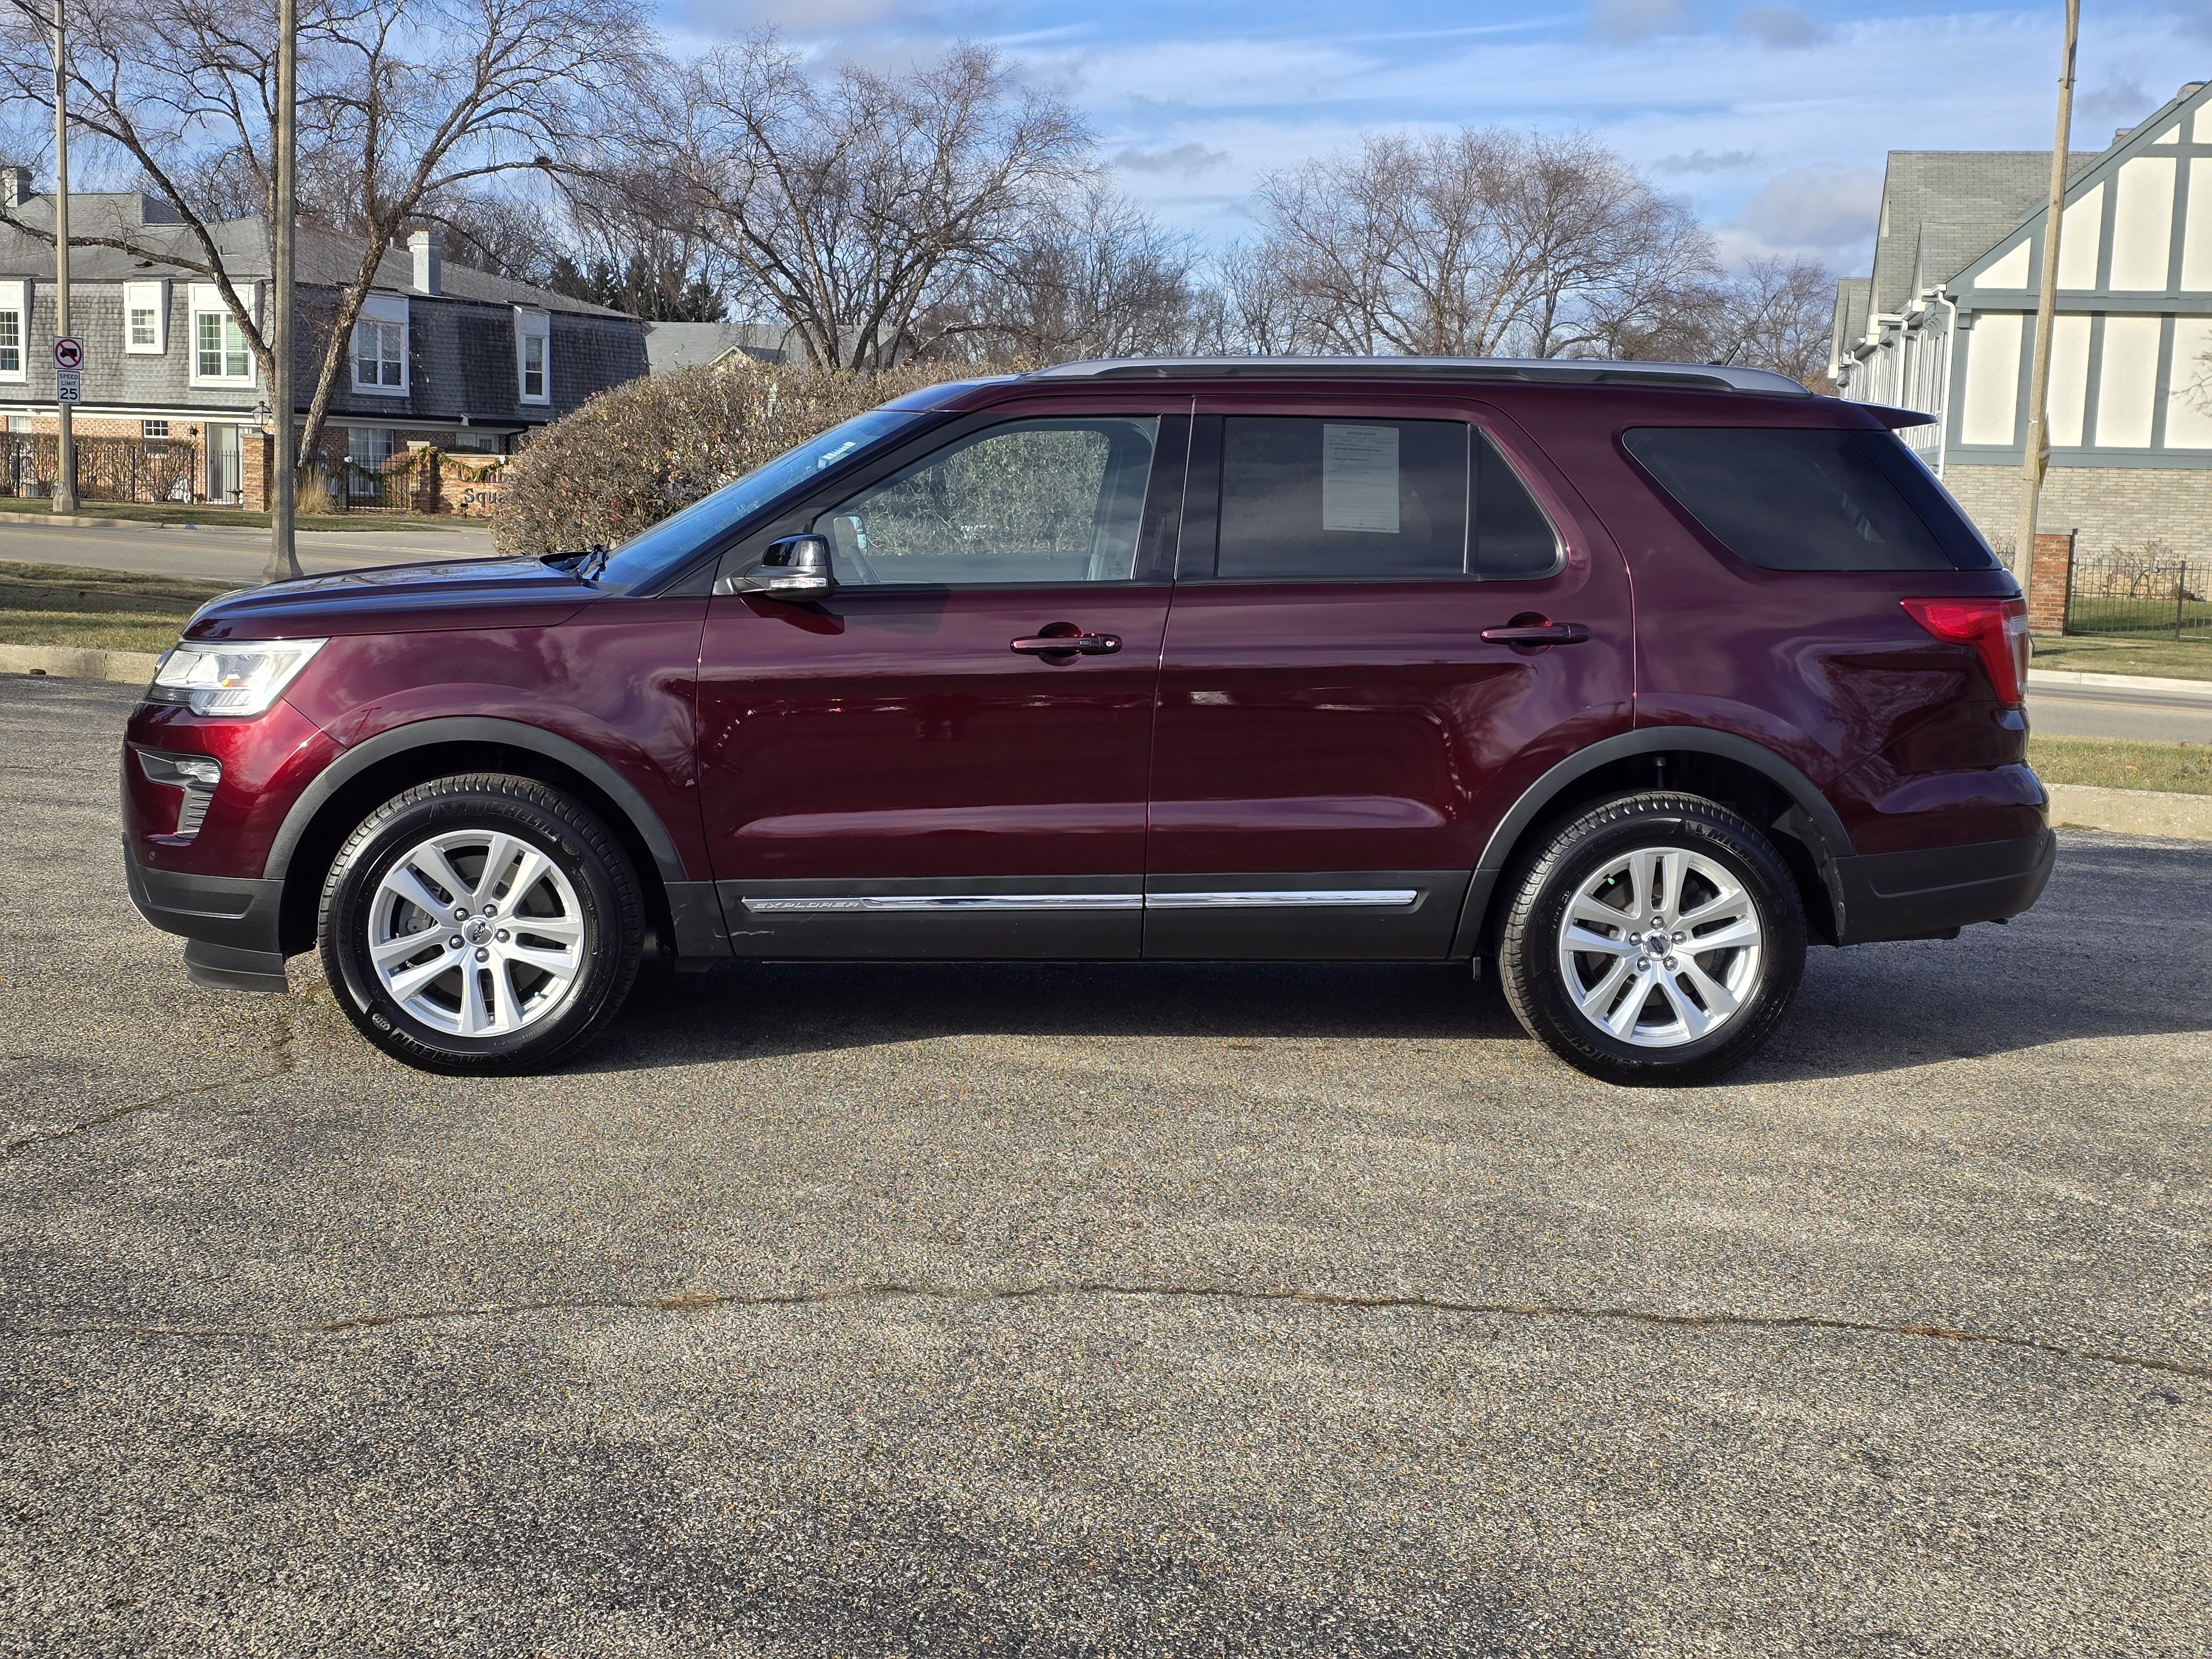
[175,785,215,838]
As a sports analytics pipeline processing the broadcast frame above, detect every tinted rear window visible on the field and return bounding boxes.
[1622,426,1996,572]
[1209,417,1560,581]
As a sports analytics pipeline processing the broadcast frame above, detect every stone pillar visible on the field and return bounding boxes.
[2027,530,2074,636]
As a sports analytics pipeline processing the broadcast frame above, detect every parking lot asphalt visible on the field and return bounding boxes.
[2,675,2207,1657]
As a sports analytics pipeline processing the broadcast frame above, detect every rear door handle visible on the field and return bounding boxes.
[1479,620,1590,646]
[1011,632,1121,656]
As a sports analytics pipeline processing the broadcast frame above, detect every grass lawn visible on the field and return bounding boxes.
[2031,633,2212,681]
[0,496,465,533]
[2028,734,2212,795]
[0,561,234,654]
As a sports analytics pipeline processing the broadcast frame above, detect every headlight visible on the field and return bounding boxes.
[148,638,327,716]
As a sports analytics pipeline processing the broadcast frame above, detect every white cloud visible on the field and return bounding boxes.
[1736,6,1823,48]
[1656,147,1761,173]
[1590,0,1694,43]
[1727,168,1883,258]
[1115,142,1232,176]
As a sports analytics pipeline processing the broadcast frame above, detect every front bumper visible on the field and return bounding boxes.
[122,838,290,992]
[1833,828,2056,945]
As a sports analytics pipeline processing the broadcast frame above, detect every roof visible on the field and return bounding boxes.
[1829,278,1873,372]
[0,194,627,317]
[1025,356,1813,396]
[1864,150,2104,317]
[643,321,798,372]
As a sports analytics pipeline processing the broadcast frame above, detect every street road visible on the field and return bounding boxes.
[3,677,2209,1656]
[2027,679,2212,744]
[0,515,493,584]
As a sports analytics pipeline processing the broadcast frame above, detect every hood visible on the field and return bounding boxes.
[182,557,594,643]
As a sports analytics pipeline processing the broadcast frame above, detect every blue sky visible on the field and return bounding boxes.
[662,0,2212,276]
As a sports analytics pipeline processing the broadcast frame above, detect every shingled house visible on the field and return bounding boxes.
[0,166,647,508]
[1830,81,2212,560]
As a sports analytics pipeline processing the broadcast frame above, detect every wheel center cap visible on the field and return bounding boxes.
[463,917,494,946]
[1645,931,1671,956]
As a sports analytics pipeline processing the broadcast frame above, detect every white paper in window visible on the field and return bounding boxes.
[1321,424,1399,533]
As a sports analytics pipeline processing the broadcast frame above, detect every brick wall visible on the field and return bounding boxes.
[1944,462,2212,561]
[2026,531,2074,635]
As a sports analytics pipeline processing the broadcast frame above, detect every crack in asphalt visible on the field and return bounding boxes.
[12,1279,2209,1380]
[0,1012,300,1162]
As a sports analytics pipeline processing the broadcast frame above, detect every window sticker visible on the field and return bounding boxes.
[1321,423,1399,534]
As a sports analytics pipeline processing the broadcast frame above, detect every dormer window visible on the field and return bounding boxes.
[351,295,410,396]
[515,308,550,404]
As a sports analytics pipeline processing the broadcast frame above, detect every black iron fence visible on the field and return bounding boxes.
[2,434,197,504]
[2064,550,2212,643]
[315,450,430,514]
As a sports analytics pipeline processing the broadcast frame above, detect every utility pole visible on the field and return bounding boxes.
[50,0,75,515]
[2016,0,2080,613]
[263,0,301,582]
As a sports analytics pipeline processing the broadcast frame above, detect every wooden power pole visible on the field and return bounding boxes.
[2016,0,2080,611]
[50,0,75,515]
[263,0,301,582]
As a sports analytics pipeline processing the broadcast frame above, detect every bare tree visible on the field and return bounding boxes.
[1705,256,1837,389]
[0,0,650,461]
[665,33,1091,371]
[1243,128,1719,359]
[930,182,1201,363]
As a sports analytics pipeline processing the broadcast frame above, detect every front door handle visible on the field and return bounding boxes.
[1011,630,1121,657]
[1480,618,1590,648]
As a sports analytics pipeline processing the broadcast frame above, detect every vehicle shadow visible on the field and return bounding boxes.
[580,836,2211,1088]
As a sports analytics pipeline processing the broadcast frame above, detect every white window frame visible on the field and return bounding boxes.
[124,278,168,354]
[0,279,25,384]
[351,294,409,397]
[515,307,550,404]
[187,283,258,388]
[142,419,169,439]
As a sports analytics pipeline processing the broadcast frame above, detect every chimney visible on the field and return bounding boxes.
[409,228,442,296]
[0,166,32,210]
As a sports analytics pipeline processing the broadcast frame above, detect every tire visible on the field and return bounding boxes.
[1496,791,1807,1088]
[319,773,644,1074]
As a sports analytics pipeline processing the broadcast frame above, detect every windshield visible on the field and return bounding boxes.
[586,408,926,592]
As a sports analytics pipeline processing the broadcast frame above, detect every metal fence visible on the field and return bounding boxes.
[2064,551,2212,643]
[325,450,430,514]
[2,434,197,504]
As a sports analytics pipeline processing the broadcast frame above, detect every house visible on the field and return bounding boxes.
[641,321,802,373]
[0,166,648,509]
[1830,81,2212,560]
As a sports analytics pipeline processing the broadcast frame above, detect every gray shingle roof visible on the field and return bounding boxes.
[1865,150,2103,317]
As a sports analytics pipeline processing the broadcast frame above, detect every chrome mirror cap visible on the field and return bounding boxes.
[715,534,833,599]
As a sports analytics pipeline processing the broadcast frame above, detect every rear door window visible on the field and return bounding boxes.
[1622,426,1997,572]
[1201,416,1561,581]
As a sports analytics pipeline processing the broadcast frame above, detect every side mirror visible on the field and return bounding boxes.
[714,534,833,600]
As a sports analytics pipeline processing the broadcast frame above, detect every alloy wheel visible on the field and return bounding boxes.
[367,829,587,1039]
[1554,845,1765,1048]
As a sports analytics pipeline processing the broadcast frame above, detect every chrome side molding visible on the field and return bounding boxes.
[1145,890,1418,909]
[744,889,1418,914]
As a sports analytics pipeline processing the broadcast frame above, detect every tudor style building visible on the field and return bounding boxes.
[1830,81,2212,559]
[0,168,647,507]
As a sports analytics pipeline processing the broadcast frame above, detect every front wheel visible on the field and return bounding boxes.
[319,774,643,1073]
[1497,792,1807,1087]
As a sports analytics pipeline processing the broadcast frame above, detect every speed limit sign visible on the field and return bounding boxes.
[53,336,83,369]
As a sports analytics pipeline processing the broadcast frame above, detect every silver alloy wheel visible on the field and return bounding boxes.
[1555,846,1765,1049]
[368,830,587,1039]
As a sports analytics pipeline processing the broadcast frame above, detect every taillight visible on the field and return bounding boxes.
[1901,596,2029,706]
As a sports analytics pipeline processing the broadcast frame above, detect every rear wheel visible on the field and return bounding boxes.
[1498,792,1806,1087]
[319,774,643,1073]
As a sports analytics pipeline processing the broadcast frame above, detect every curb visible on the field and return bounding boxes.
[1,644,161,685]
[2048,784,2212,841]
[2029,668,2212,700]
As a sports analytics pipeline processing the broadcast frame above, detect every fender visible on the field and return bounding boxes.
[263,714,692,888]
[1450,726,1855,954]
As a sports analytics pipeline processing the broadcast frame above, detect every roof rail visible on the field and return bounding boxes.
[1021,355,1814,397]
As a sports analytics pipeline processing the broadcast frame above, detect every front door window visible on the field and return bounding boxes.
[815,417,1158,586]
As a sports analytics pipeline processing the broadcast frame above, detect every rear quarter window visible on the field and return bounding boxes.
[1622,426,1997,572]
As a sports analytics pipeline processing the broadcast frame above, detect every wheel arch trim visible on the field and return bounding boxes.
[1453,726,1853,955]
[263,715,691,889]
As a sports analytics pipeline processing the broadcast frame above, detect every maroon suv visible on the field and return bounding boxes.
[122,358,2049,1084]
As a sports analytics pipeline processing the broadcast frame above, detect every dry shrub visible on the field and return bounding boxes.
[492,359,997,557]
